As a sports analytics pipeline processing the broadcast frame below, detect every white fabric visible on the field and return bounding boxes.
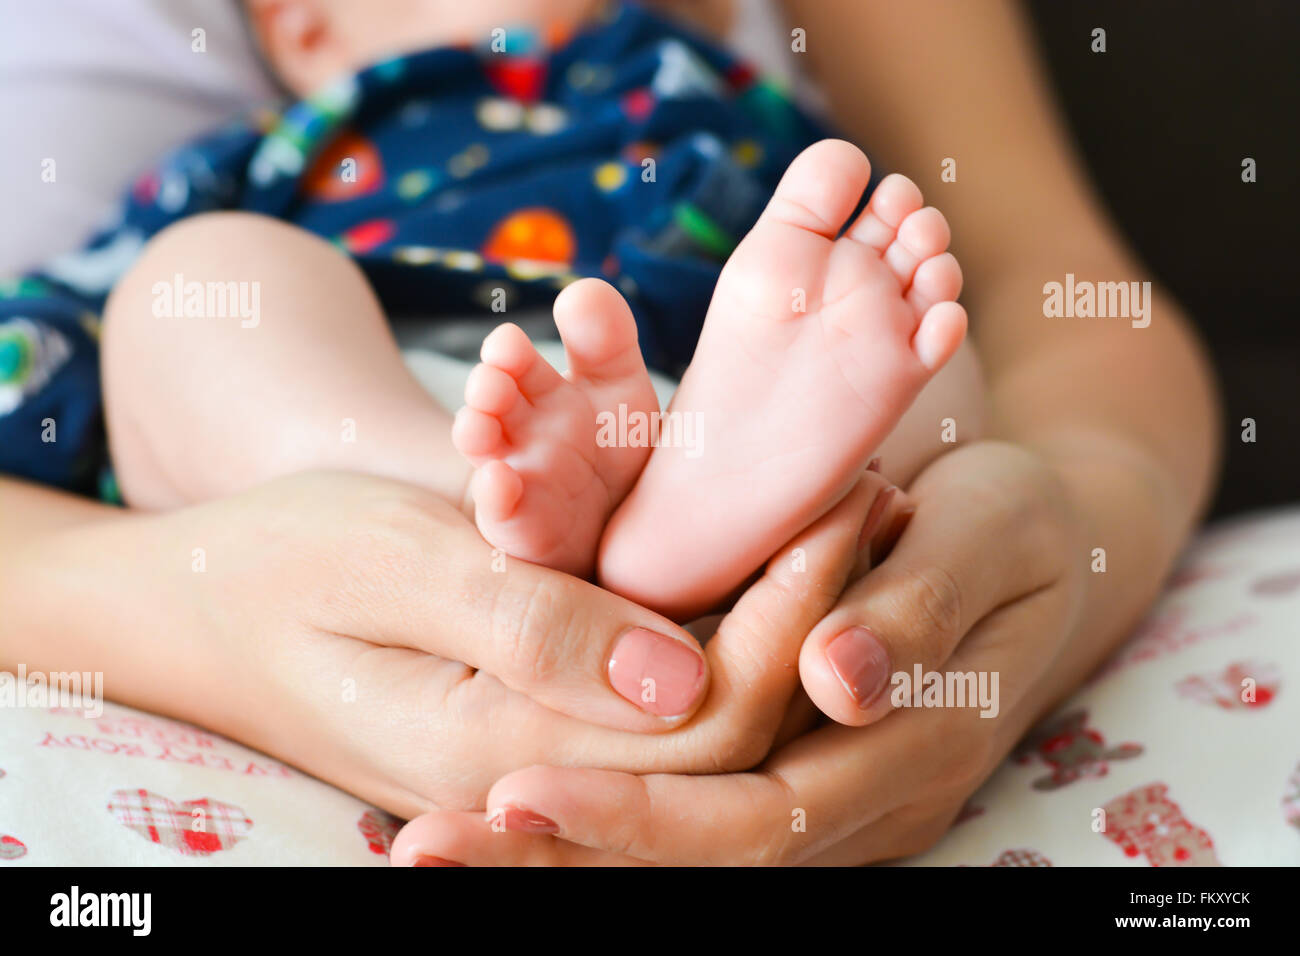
[0,0,278,273]
[0,702,398,864]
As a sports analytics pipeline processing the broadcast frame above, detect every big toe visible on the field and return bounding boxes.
[758,139,872,239]
[553,278,645,381]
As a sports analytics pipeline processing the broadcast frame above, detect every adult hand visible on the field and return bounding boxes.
[16,469,892,818]
[390,441,1088,864]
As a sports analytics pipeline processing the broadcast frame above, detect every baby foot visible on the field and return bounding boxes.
[453,278,659,577]
[599,139,967,620]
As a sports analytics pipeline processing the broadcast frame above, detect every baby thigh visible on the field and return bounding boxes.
[101,212,466,510]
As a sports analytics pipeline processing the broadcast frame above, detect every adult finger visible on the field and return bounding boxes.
[479,577,1065,865]
[799,443,1072,725]
[493,469,904,775]
[310,476,710,732]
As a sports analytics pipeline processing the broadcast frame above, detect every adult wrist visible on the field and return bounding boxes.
[1023,431,1194,718]
[2,505,200,719]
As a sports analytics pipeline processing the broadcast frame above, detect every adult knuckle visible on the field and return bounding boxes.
[981,449,1076,572]
[751,827,795,866]
[708,727,775,774]
[603,779,658,860]
[713,606,791,683]
[608,814,656,860]
[311,483,457,616]
[489,576,571,683]
[748,774,800,865]
[373,491,450,551]
[349,489,446,572]
[898,563,964,654]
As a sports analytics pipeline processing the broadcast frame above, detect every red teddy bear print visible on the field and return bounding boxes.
[1014,710,1143,791]
[1099,783,1221,866]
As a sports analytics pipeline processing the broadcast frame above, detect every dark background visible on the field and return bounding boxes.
[1024,0,1298,518]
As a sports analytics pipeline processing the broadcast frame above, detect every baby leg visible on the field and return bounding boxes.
[102,212,469,510]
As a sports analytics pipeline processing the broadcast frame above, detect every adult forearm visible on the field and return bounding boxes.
[0,478,179,710]
[1,478,116,670]
[977,262,1220,539]
[971,268,1221,710]
[979,259,1219,497]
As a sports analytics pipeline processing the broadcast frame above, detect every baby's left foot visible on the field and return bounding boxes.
[453,279,659,577]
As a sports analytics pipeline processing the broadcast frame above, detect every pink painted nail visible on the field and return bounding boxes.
[413,855,467,867]
[858,485,897,552]
[825,626,891,708]
[496,807,559,834]
[608,627,706,717]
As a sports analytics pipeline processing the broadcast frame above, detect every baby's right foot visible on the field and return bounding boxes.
[598,140,967,620]
[453,279,659,577]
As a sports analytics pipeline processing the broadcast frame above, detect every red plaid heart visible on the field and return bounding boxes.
[107,789,252,856]
[358,809,402,856]
[990,848,1052,867]
[1099,782,1221,866]
[0,835,27,860]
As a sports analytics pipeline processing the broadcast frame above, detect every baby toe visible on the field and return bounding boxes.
[906,251,963,314]
[553,278,644,381]
[472,460,525,522]
[758,139,872,238]
[481,322,566,401]
[452,405,506,458]
[464,362,521,416]
[884,206,951,289]
[912,300,967,373]
[849,172,924,252]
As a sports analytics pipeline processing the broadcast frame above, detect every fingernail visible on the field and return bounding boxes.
[858,485,897,552]
[825,626,891,708]
[494,807,559,834]
[413,855,467,867]
[608,627,706,717]
[866,457,882,473]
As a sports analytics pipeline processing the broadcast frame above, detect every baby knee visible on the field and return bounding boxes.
[106,213,258,338]
[105,213,351,344]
